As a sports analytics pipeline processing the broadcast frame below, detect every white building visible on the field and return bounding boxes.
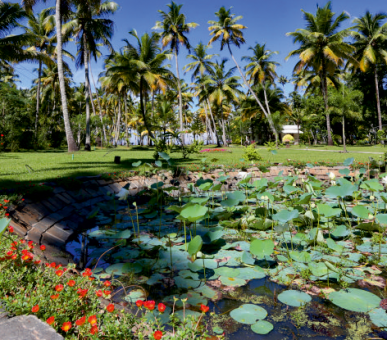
[281,125,303,144]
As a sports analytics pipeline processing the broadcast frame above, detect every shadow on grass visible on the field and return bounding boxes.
[0,155,198,191]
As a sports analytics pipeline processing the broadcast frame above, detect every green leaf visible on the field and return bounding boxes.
[329,288,381,312]
[180,204,208,222]
[188,236,203,257]
[352,205,371,219]
[251,320,273,335]
[132,161,142,167]
[158,152,170,160]
[278,290,311,307]
[317,204,341,218]
[290,251,311,263]
[230,304,268,325]
[343,157,354,166]
[339,168,350,176]
[0,218,10,238]
[250,239,274,259]
[154,160,162,167]
[272,209,299,223]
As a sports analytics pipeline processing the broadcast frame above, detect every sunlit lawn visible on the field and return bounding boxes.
[0,145,382,189]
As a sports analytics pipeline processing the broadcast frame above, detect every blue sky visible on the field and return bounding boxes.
[9,0,387,96]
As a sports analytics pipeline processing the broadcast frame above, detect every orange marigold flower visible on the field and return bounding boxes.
[88,315,97,325]
[61,321,72,332]
[153,330,163,340]
[90,325,98,335]
[158,303,166,313]
[106,304,114,313]
[67,280,76,287]
[55,284,64,292]
[200,304,209,313]
[31,305,39,313]
[46,316,55,325]
[75,316,86,326]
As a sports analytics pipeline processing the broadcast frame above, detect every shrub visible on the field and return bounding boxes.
[243,143,263,162]
[282,134,294,144]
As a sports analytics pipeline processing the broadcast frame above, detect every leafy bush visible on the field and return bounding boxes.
[282,134,294,144]
[243,143,263,162]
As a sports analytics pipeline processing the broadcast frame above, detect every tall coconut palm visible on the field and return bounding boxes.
[351,12,387,132]
[64,0,118,150]
[278,75,289,88]
[183,42,218,80]
[204,59,243,146]
[23,0,83,152]
[286,1,354,145]
[208,6,279,145]
[154,2,198,143]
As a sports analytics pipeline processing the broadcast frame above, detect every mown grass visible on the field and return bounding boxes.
[0,145,381,190]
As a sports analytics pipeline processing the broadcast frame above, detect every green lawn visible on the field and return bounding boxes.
[0,145,381,190]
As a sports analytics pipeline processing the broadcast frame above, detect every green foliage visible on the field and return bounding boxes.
[282,134,294,144]
[243,143,263,162]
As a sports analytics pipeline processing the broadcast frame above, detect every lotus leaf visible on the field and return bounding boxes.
[105,263,142,276]
[325,183,356,198]
[125,288,146,303]
[237,267,266,280]
[290,251,311,263]
[278,290,311,307]
[158,152,170,160]
[272,209,299,223]
[241,251,255,265]
[317,204,342,218]
[308,262,328,277]
[230,304,268,325]
[188,235,203,258]
[343,157,354,166]
[250,239,274,259]
[175,310,201,321]
[145,306,171,325]
[194,285,221,300]
[329,288,381,312]
[251,320,274,335]
[174,276,203,289]
[369,308,387,329]
[180,204,208,222]
[219,276,247,287]
[339,168,350,176]
[331,225,349,238]
[352,205,371,219]
[214,267,240,278]
[132,161,141,167]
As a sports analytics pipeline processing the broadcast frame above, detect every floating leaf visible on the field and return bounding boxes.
[278,290,311,307]
[105,263,142,276]
[251,320,274,335]
[329,288,381,312]
[230,304,268,325]
[180,204,208,222]
[237,267,266,280]
[272,210,299,223]
[214,267,240,278]
[369,308,387,329]
[219,276,247,287]
[352,205,371,219]
[290,251,311,263]
[0,218,10,238]
[250,239,274,259]
[125,288,146,303]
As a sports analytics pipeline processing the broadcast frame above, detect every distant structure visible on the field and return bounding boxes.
[281,125,303,144]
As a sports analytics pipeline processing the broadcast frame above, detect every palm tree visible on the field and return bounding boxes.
[286,1,354,145]
[23,0,79,151]
[351,12,387,132]
[204,59,243,146]
[278,75,289,88]
[64,0,118,150]
[183,42,218,80]
[208,6,279,145]
[154,1,198,143]
[25,8,57,138]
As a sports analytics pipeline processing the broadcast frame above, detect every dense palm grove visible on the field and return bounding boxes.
[1,1,387,152]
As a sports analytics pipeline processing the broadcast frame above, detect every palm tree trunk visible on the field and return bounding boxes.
[115,95,121,144]
[221,109,228,147]
[203,103,214,144]
[139,78,154,140]
[321,62,333,146]
[55,0,77,152]
[227,43,278,144]
[84,36,91,150]
[124,93,128,145]
[375,66,383,131]
[262,86,278,145]
[35,60,42,140]
[174,49,184,145]
[342,115,347,153]
[207,98,220,146]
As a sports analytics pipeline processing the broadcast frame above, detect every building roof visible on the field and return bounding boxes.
[282,125,303,134]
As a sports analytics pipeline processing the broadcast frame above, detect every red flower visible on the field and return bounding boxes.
[103,290,110,296]
[200,304,209,313]
[144,300,155,311]
[77,289,88,298]
[51,294,59,300]
[50,262,56,268]
[75,316,86,326]
[95,290,103,297]
[40,245,46,251]
[8,226,13,233]
[106,304,114,313]
[103,280,111,287]
[3,199,9,203]
[55,270,64,277]
[90,325,98,335]
[82,268,92,277]
[88,315,97,325]
[154,330,163,340]
[158,303,166,313]
[136,300,143,308]
[67,280,76,287]
[61,322,72,332]
[46,316,55,325]
[55,284,64,292]
[32,305,39,313]
[34,260,41,265]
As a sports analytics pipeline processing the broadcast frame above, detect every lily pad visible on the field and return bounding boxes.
[251,320,274,335]
[105,263,142,276]
[329,288,381,312]
[230,304,268,325]
[219,276,247,287]
[278,290,311,307]
[369,308,387,329]
[250,239,274,259]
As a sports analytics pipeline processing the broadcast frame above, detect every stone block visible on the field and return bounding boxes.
[40,200,58,212]
[61,192,77,203]
[109,182,122,193]
[26,203,50,221]
[13,210,39,227]
[0,315,64,340]
[9,221,27,237]
[27,223,47,243]
[47,196,64,210]
[44,223,74,245]
[52,187,65,195]
[55,193,71,205]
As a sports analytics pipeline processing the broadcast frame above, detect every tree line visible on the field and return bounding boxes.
[1,1,387,152]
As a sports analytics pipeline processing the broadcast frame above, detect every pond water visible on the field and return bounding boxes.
[66,166,387,339]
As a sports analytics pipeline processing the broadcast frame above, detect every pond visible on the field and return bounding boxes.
[66,159,387,339]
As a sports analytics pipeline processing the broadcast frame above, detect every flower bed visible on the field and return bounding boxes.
[200,149,228,153]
